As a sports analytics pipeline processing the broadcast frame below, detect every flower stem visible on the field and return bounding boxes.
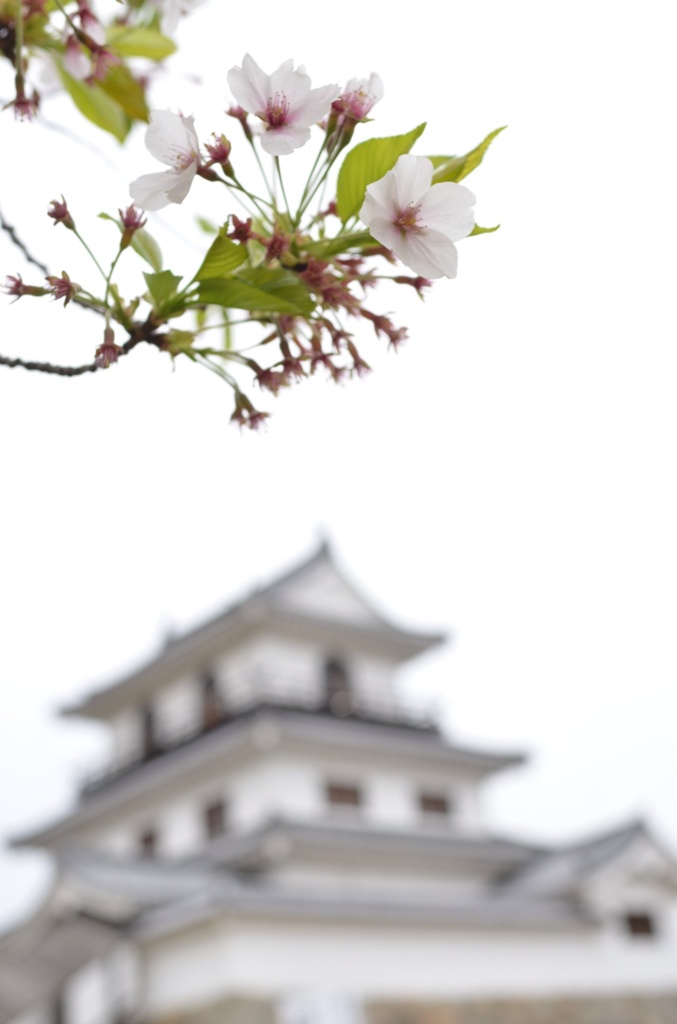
[51,0,81,38]
[274,158,291,219]
[73,229,107,282]
[13,0,25,98]
[293,139,330,226]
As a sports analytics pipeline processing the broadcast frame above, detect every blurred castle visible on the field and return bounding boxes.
[2,544,676,1024]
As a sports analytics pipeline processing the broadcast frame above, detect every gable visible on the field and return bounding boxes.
[268,557,385,628]
[584,832,677,910]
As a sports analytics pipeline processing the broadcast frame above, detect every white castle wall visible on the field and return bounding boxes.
[141,910,677,1017]
[82,749,485,861]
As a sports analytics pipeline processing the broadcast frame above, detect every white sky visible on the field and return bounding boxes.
[1,1,676,930]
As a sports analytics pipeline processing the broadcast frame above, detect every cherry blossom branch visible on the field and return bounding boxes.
[0,319,163,375]
[0,353,99,375]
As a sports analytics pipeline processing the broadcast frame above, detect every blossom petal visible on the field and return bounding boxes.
[261,123,312,157]
[398,229,459,279]
[164,162,198,204]
[145,111,198,167]
[418,182,476,241]
[129,162,197,210]
[269,59,309,108]
[295,83,342,126]
[360,215,402,254]
[359,173,399,224]
[129,170,178,211]
[389,154,434,208]
[228,54,272,115]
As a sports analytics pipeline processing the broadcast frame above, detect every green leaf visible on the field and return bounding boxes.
[304,231,374,260]
[336,123,427,223]
[470,223,500,236]
[192,232,247,282]
[428,127,506,184]
[132,229,163,272]
[144,270,182,305]
[57,67,129,142]
[99,64,149,123]
[196,217,218,235]
[198,267,313,316]
[106,25,176,61]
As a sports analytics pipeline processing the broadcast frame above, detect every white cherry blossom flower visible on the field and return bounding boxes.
[227,54,340,156]
[129,110,200,211]
[359,155,475,279]
[333,73,383,121]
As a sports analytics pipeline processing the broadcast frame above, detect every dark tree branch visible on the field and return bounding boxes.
[0,320,163,376]
[0,353,97,375]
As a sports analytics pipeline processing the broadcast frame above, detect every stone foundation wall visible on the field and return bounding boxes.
[153,993,677,1024]
[368,994,677,1024]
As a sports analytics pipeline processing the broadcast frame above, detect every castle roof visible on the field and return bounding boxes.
[12,706,526,850]
[62,542,446,721]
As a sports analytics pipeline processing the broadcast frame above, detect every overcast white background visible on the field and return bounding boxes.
[1,0,676,931]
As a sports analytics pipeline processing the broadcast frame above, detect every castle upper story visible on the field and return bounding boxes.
[12,544,525,866]
[63,542,448,793]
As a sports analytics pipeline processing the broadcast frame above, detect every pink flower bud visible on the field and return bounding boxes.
[227,216,254,244]
[2,274,47,300]
[48,197,75,230]
[204,133,232,168]
[95,327,122,368]
[45,272,80,306]
[11,88,39,121]
[118,205,146,249]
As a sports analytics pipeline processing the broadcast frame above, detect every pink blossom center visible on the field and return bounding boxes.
[265,92,290,128]
[343,88,374,119]
[168,145,198,171]
[394,204,423,235]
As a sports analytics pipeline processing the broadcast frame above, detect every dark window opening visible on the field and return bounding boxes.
[205,799,226,838]
[202,670,225,730]
[140,828,157,858]
[625,912,656,937]
[324,657,352,715]
[326,782,362,808]
[419,792,451,817]
[141,705,159,760]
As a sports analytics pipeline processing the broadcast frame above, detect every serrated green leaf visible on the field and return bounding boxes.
[429,127,506,184]
[132,228,163,272]
[192,233,247,282]
[57,66,129,142]
[144,270,182,305]
[470,223,500,236]
[99,64,149,123]
[107,25,176,60]
[336,123,426,223]
[199,267,313,316]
